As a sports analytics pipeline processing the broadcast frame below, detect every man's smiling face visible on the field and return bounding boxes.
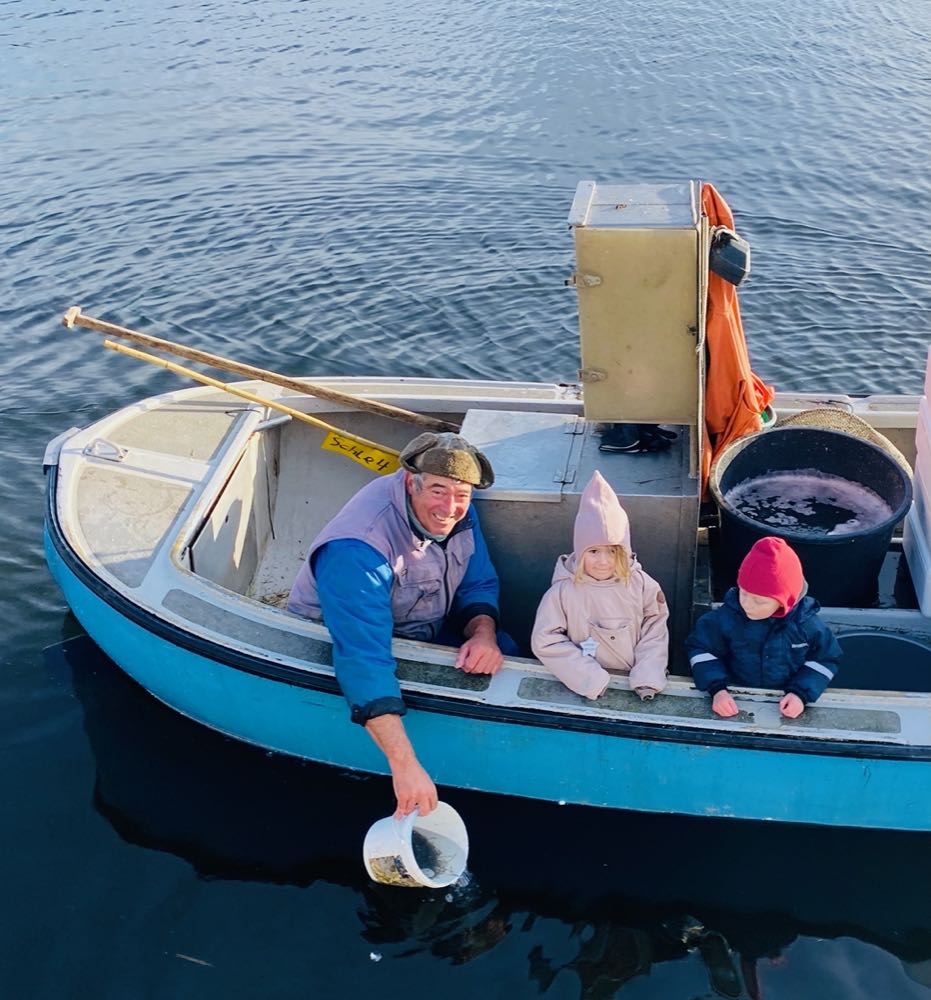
[406,472,472,537]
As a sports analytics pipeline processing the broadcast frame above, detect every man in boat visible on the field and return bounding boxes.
[287,431,513,817]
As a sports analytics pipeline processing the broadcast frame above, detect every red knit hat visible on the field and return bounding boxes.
[736,536,804,617]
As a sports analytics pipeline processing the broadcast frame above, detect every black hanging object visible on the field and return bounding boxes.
[709,226,751,286]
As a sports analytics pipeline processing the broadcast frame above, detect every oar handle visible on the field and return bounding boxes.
[63,306,460,433]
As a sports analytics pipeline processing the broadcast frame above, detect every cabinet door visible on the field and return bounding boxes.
[575,225,700,425]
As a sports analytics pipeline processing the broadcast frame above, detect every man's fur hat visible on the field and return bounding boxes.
[399,432,494,488]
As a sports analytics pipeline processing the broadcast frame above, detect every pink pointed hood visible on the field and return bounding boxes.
[573,470,632,558]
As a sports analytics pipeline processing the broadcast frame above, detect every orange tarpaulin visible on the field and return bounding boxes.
[701,183,775,497]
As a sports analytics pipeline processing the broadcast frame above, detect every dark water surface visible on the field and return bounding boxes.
[4,1,931,997]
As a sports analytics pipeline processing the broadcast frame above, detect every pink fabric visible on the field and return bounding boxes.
[573,470,631,554]
[531,472,669,699]
[737,536,804,617]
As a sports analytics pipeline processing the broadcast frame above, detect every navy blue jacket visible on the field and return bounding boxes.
[686,588,842,703]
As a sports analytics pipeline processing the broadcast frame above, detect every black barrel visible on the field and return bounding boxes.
[710,427,913,607]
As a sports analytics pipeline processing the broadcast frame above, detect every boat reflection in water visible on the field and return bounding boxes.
[57,635,931,999]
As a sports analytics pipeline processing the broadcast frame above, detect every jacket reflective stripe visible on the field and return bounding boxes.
[804,660,834,679]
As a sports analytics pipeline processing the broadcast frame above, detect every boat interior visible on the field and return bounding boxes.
[69,375,930,689]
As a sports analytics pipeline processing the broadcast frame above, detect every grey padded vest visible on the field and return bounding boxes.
[287,470,476,641]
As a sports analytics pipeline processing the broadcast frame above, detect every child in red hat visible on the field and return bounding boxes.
[686,536,842,718]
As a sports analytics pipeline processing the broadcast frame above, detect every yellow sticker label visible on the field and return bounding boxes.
[321,432,400,475]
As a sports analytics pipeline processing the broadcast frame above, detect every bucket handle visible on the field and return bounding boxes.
[394,809,418,842]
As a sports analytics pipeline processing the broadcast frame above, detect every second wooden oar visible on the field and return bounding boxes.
[103,339,401,474]
[64,306,459,433]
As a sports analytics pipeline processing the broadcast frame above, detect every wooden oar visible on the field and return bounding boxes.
[103,340,401,474]
[63,306,459,433]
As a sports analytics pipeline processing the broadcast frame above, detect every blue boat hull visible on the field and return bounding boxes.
[44,523,931,832]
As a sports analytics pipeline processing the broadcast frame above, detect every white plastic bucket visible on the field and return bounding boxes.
[363,801,469,889]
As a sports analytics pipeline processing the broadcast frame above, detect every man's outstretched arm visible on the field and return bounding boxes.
[315,540,436,815]
[365,714,438,817]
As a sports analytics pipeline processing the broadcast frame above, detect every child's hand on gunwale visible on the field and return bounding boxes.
[779,693,805,719]
[712,690,739,718]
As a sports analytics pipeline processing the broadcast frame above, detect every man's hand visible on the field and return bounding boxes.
[365,714,438,817]
[390,757,438,818]
[779,692,805,719]
[455,614,503,674]
[712,689,739,718]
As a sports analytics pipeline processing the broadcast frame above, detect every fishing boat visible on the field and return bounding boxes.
[43,181,931,831]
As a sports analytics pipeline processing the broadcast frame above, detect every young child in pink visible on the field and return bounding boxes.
[531,470,669,700]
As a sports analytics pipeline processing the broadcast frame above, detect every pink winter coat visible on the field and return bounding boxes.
[530,471,669,700]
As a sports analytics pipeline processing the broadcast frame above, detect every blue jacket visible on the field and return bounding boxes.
[313,506,500,724]
[686,588,842,703]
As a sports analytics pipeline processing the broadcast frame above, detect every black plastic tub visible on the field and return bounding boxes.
[710,427,913,607]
